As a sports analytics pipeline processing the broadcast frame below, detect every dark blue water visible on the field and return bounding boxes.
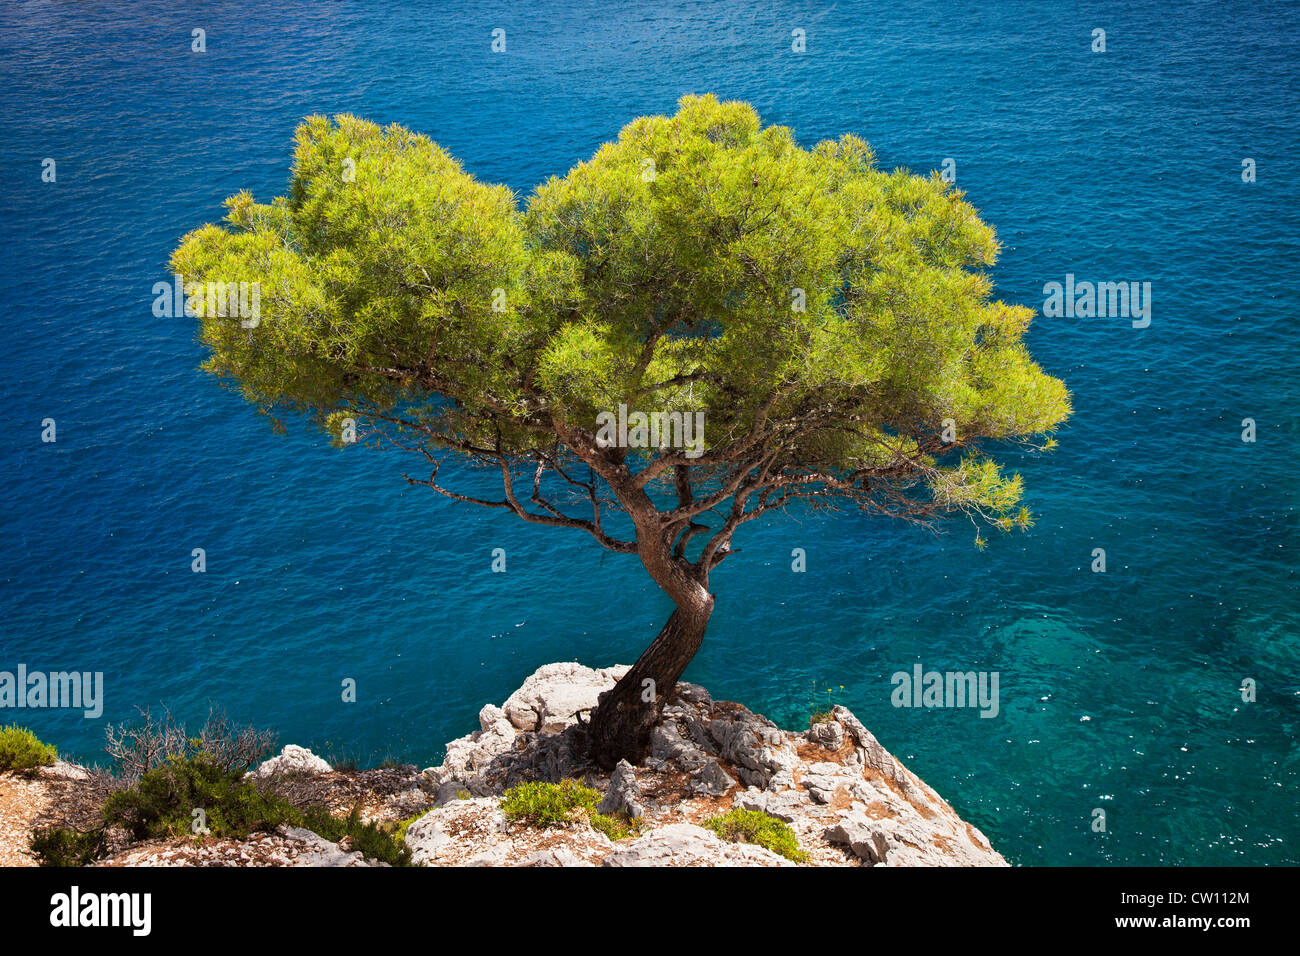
[2,0,1296,866]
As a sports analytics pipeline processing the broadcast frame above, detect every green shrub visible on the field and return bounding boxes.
[30,754,291,867]
[703,809,809,863]
[102,754,297,841]
[30,826,106,867]
[501,779,634,839]
[32,751,415,867]
[0,725,57,771]
[502,779,595,826]
[299,805,412,867]
[589,811,633,842]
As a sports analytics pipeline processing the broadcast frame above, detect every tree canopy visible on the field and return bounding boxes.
[173,94,1069,565]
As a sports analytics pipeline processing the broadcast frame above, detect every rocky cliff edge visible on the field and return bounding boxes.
[0,662,1008,867]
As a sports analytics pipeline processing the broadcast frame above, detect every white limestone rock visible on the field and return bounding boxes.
[42,760,90,781]
[602,823,794,867]
[404,797,509,866]
[252,745,331,778]
[733,786,811,823]
[280,826,377,867]
[502,662,630,733]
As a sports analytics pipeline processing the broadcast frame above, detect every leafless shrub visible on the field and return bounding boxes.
[194,706,277,774]
[103,705,277,782]
[103,706,188,781]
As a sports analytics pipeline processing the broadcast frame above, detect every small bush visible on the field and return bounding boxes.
[501,779,634,839]
[30,826,106,867]
[102,754,297,841]
[502,779,595,826]
[299,805,412,867]
[0,725,57,771]
[703,809,809,863]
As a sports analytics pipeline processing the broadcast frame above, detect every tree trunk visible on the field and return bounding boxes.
[585,595,714,769]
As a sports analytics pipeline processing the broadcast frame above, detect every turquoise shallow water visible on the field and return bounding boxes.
[1,0,1297,865]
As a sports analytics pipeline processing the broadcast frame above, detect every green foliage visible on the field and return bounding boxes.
[174,95,1069,541]
[173,113,532,438]
[102,754,298,842]
[502,779,598,826]
[501,779,634,839]
[33,754,412,867]
[589,811,634,842]
[299,805,412,867]
[29,826,106,867]
[0,725,57,771]
[703,808,809,863]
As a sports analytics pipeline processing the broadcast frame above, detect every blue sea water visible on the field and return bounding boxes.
[1,0,1296,866]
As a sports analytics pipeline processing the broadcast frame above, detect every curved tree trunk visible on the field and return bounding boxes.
[586,593,714,769]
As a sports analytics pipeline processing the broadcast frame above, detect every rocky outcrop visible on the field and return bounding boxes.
[424,663,628,801]
[413,662,1008,867]
[253,745,332,778]
[502,662,630,734]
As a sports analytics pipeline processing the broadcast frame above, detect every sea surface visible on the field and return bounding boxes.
[1,0,1296,866]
